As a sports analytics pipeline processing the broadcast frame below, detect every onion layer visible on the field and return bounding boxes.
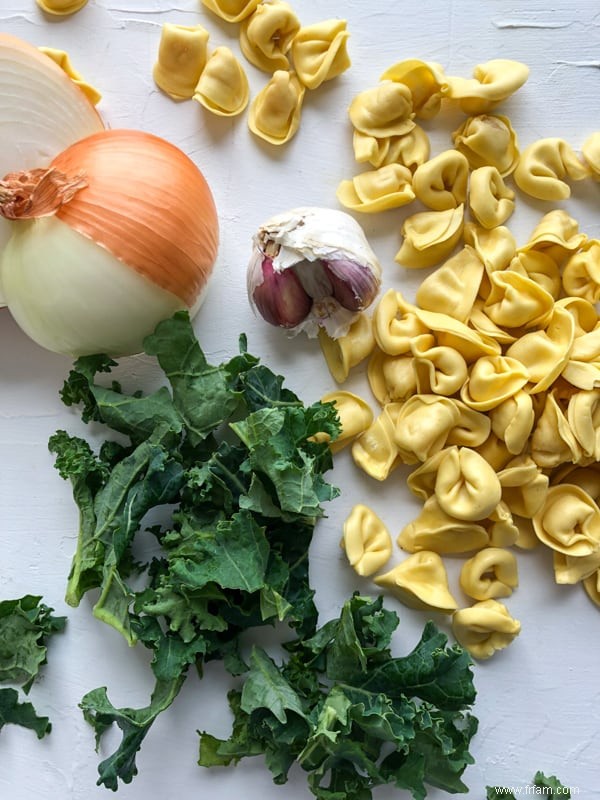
[0,129,219,356]
[0,34,104,287]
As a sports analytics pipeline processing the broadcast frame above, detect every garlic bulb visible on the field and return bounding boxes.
[247,206,381,338]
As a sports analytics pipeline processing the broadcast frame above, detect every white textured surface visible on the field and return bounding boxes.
[1,1,600,798]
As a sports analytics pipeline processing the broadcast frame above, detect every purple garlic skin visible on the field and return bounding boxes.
[323,258,380,312]
[252,256,312,328]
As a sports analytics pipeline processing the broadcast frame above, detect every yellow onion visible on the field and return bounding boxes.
[0,129,219,356]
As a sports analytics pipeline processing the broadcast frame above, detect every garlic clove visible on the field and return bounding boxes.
[249,254,311,328]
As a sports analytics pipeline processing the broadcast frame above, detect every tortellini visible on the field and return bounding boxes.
[460,355,529,412]
[562,240,600,303]
[248,70,305,145]
[395,205,464,269]
[443,59,529,114]
[452,600,521,660]
[498,456,548,518]
[380,59,444,119]
[36,0,87,13]
[553,550,600,585]
[490,392,535,456]
[483,271,554,330]
[349,82,415,138]
[514,138,590,201]
[453,114,520,176]
[40,47,101,105]
[201,0,259,23]
[353,127,430,170]
[411,340,468,396]
[319,312,374,383]
[412,150,469,210]
[319,391,374,453]
[351,404,402,481]
[415,246,483,323]
[153,24,209,101]
[291,19,351,89]
[336,164,415,213]
[398,495,490,555]
[582,131,600,179]
[469,166,515,229]
[239,0,300,73]
[434,446,502,521]
[372,289,428,356]
[367,351,417,405]
[532,484,600,556]
[193,47,249,117]
[374,551,458,613]
[459,547,519,600]
[520,209,585,265]
[341,504,392,576]
[393,396,461,463]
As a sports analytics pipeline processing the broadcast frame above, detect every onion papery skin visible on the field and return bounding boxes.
[0,34,104,290]
[1,216,188,357]
[50,129,219,307]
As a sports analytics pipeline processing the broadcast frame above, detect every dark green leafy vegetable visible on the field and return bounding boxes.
[49,311,341,789]
[199,594,478,800]
[486,772,571,799]
[0,595,66,738]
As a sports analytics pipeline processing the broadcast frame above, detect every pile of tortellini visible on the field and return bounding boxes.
[153,0,351,145]
[336,57,600,267]
[319,203,600,660]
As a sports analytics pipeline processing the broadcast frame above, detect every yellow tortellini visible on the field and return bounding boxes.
[434,446,502,521]
[415,246,483,323]
[374,551,458,613]
[489,391,535,456]
[336,164,415,213]
[319,391,374,453]
[395,205,464,269]
[452,600,521,659]
[353,127,430,170]
[460,355,529,412]
[412,150,469,210]
[530,391,582,468]
[414,307,501,363]
[497,455,548,518]
[393,396,460,463]
[567,390,600,460]
[349,81,415,138]
[459,547,519,600]
[411,340,468,396]
[514,138,590,201]
[469,166,515,229]
[193,47,249,117]
[520,209,586,265]
[553,549,600,585]
[40,47,101,105]
[367,351,417,406]
[36,0,87,13]
[505,305,575,393]
[561,326,600,390]
[291,19,351,90]
[372,289,429,356]
[153,24,209,101]
[239,0,300,73]
[582,131,600,179]
[464,222,516,272]
[351,404,402,481]
[248,70,305,145]
[398,495,490,555]
[562,240,600,303]
[201,0,259,23]
[533,484,600,556]
[453,114,519,176]
[484,271,554,330]
[508,250,561,300]
[443,59,529,114]
[380,59,444,119]
[319,313,374,383]
[341,504,392,576]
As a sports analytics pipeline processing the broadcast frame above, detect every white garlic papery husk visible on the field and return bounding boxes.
[247,206,382,338]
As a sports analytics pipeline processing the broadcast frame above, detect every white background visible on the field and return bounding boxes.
[1,1,600,798]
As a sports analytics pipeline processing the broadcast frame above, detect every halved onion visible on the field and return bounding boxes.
[0,34,104,284]
[0,129,219,356]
